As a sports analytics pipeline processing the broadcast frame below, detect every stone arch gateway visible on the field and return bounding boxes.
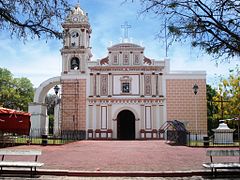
[28,76,60,137]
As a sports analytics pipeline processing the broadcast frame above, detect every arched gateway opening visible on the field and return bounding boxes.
[28,76,61,137]
[117,110,135,140]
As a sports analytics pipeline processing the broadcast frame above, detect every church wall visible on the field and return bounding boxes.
[87,102,164,139]
[166,79,207,133]
[61,79,86,132]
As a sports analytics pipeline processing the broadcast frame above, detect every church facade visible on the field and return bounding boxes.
[29,4,207,140]
[59,4,207,140]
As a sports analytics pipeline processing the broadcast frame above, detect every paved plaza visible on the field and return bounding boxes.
[0,176,237,180]
[3,140,239,172]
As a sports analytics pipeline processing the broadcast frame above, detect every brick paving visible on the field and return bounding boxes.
[0,176,231,180]
[4,140,239,172]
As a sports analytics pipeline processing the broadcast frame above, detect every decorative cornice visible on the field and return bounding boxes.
[62,23,91,30]
[89,66,163,72]
[60,48,88,54]
[88,97,165,105]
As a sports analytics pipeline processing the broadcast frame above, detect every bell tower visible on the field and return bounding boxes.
[60,4,91,138]
[61,4,92,74]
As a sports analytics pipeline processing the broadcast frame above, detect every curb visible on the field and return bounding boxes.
[2,169,240,177]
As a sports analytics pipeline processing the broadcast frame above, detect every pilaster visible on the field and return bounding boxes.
[140,104,145,129]
[152,105,157,129]
[151,73,156,97]
[96,104,101,129]
[158,73,163,96]
[108,104,112,129]
[140,72,144,96]
[96,73,100,96]
[108,73,112,97]
[89,73,94,96]
[159,105,164,127]
[88,105,93,129]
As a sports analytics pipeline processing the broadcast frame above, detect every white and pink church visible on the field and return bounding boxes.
[29,4,207,140]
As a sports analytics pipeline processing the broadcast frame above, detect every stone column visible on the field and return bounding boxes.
[140,72,144,97]
[89,73,94,97]
[158,73,163,96]
[28,103,48,137]
[53,100,60,136]
[108,73,112,97]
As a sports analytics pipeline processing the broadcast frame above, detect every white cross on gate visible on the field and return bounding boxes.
[121,21,131,40]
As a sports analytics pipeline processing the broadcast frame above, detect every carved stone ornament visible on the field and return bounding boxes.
[100,56,109,65]
[144,57,152,65]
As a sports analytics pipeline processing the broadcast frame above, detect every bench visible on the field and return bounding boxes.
[0,135,15,147]
[202,150,240,177]
[0,149,44,177]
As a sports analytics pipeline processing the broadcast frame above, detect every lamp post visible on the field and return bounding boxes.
[54,85,60,95]
[53,85,60,136]
[193,84,199,133]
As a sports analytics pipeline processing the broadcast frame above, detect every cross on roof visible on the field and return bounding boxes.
[121,21,131,40]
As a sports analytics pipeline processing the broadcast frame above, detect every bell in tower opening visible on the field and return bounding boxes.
[71,57,80,70]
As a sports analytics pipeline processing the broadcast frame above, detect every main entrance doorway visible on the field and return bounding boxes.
[117,110,135,140]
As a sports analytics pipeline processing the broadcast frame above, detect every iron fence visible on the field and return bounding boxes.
[1,129,239,148]
[0,129,86,147]
[187,130,240,147]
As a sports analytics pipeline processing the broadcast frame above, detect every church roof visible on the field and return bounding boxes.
[64,4,89,24]
[72,4,84,16]
[108,43,144,50]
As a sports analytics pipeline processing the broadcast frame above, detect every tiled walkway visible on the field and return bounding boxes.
[4,141,238,172]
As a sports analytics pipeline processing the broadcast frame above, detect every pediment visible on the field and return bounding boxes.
[108,43,144,51]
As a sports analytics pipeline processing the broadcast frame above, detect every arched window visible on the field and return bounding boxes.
[70,57,80,70]
[70,31,80,47]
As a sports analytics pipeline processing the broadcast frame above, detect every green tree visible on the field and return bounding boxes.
[212,66,240,129]
[45,94,58,134]
[0,68,34,111]
[0,0,70,40]
[127,0,240,59]
[217,66,240,119]
[206,84,218,132]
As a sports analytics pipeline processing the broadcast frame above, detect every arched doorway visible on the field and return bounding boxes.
[28,76,61,137]
[117,110,135,140]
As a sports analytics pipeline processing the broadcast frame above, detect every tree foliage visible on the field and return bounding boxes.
[0,0,70,39]
[45,94,57,115]
[45,94,58,134]
[207,68,239,132]
[0,68,34,111]
[127,0,240,59]
[206,84,219,132]
[214,66,240,119]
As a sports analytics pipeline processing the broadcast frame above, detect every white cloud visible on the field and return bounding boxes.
[0,36,61,87]
[0,0,238,89]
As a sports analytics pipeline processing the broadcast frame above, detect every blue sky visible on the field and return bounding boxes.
[0,0,239,88]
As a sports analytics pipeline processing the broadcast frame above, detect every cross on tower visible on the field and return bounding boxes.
[121,21,131,41]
